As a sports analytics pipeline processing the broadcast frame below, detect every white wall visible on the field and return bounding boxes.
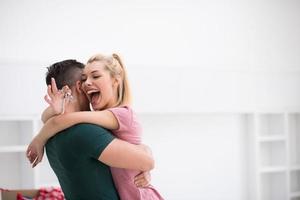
[1,0,300,114]
[1,0,300,199]
[0,0,300,69]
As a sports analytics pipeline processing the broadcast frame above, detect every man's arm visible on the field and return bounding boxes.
[32,123,154,171]
[99,139,154,171]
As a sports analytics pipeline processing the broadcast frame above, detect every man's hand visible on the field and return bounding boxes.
[26,136,46,168]
[134,171,151,188]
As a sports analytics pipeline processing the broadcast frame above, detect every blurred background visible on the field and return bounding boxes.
[1,0,300,199]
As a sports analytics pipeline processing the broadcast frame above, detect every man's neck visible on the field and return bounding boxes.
[65,101,81,113]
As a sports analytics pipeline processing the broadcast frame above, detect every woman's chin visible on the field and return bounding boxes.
[92,103,103,111]
[91,103,98,111]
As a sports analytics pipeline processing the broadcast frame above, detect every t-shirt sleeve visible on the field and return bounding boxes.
[108,106,132,133]
[70,123,115,159]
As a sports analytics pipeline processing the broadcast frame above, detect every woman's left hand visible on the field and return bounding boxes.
[26,136,45,168]
[44,78,72,115]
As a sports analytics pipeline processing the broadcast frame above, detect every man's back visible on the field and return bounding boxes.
[46,123,119,200]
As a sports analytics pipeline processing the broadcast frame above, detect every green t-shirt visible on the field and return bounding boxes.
[46,123,120,200]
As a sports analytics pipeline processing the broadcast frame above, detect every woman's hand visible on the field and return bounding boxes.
[134,171,151,188]
[26,135,46,168]
[44,78,72,115]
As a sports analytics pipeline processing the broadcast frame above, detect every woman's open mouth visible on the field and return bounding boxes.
[87,90,101,105]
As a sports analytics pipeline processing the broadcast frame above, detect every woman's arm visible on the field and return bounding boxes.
[39,110,119,142]
[27,110,119,167]
[41,106,58,123]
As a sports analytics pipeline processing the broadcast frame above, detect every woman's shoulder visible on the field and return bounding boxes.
[108,105,135,114]
[107,105,139,127]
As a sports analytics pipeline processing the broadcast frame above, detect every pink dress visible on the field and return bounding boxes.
[107,106,164,200]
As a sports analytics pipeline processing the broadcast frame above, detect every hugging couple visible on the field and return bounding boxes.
[27,53,164,200]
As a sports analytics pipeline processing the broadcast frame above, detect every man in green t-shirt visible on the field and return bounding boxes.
[46,123,119,199]
[28,60,153,200]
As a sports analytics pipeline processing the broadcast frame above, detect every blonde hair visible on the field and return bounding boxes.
[87,53,132,106]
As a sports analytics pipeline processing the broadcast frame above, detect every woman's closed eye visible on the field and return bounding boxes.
[93,75,101,79]
[81,75,87,82]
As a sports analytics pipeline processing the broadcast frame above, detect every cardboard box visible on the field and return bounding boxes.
[0,189,39,200]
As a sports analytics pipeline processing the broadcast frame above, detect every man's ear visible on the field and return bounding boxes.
[76,81,84,94]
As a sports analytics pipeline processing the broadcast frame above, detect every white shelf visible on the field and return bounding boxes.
[0,145,27,153]
[0,116,58,189]
[0,115,40,121]
[0,120,34,146]
[260,141,286,168]
[258,114,285,137]
[260,172,287,200]
[259,136,286,142]
[250,113,297,200]
[260,166,287,173]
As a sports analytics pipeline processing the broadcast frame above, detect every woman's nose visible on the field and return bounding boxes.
[85,78,92,86]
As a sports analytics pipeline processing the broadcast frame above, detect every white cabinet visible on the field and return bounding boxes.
[250,113,300,200]
[0,116,59,189]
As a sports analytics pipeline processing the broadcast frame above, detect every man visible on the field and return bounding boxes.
[27,60,153,199]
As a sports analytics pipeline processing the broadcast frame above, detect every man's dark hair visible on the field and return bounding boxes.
[46,59,84,89]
